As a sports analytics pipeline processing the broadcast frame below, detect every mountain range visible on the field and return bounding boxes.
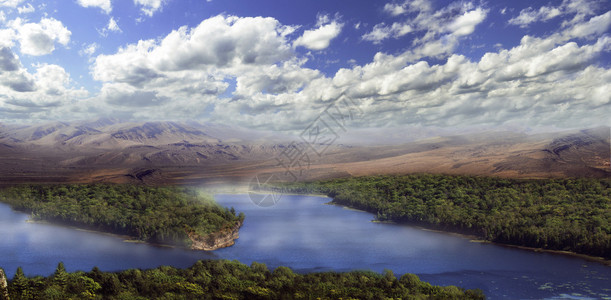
[0,119,608,186]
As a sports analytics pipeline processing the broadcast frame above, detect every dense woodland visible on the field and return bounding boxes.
[0,184,244,247]
[1,261,484,299]
[280,175,611,259]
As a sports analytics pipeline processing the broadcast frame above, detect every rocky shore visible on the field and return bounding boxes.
[188,221,243,251]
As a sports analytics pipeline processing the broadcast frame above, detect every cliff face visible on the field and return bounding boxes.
[187,221,242,251]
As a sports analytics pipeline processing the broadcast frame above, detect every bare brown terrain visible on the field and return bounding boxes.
[0,119,609,186]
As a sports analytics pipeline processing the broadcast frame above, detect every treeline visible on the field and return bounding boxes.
[0,184,244,247]
[280,175,611,259]
[2,260,485,299]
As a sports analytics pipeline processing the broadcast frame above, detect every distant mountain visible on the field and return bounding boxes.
[0,120,608,185]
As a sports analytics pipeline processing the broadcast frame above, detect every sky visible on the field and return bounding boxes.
[0,0,610,134]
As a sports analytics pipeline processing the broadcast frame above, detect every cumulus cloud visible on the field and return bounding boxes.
[294,15,343,50]
[77,0,112,14]
[448,8,487,36]
[90,14,310,118]
[10,7,606,131]
[210,11,611,131]
[0,47,35,93]
[101,83,169,107]
[9,17,71,56]
[134,0,165,17]
[0,28,15,48]
[94,15,294,85]
[234,59,320,96]
[363,0,487,60]
[0,47,87,114]
[0,47,19,71]
[508,0,598,28]
[564,11,611,39]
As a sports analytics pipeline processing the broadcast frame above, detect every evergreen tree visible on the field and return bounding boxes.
[52,262,68,288]
[12,267,29,299]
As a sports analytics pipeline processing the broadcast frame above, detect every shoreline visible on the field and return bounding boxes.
[325,200,611,267]
[416,225,611,266]
[25,218,239,251]
[26,219,177,248]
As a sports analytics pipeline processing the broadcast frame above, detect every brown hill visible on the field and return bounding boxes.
[0,120,608,186]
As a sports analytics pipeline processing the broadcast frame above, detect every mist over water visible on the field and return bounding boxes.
[1,196,609,299]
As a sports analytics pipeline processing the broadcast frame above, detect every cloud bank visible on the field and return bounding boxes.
[0,0,608,134]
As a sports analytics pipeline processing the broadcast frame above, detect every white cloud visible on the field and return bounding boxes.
[363,0,487,60]
[0,28,15,48]
[0,47,87,114]
[508,7,562,27]
[564,11,611,39]
[448,8,487,36]
[0,0,24,8]
[90,14,305,118]
[508,0,598,28]
[234,59,320,96]
[17,3,34,14]
[383,0,432,16]
[98,17,122,37]
[3,7,607,131]
[210,11,611,132]
[362,22,412,44]
[77,0,112,14]
[134,0,165,17]
[294,15,343,50]
[79,42,98,56]
[9,17,71,56]
[94,15,294,82]
[384,2,407,16]
[107,17,121,32]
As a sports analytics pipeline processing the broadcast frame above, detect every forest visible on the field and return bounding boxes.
[1,260,484,299]
[279,174,611,259]
[0,184,244,248]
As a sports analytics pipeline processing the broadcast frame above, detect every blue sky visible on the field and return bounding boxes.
[0,0,609,133]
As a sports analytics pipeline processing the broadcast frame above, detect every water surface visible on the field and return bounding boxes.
[0,195,609,299]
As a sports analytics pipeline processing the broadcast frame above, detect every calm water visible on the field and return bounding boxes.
[1,195,610,299]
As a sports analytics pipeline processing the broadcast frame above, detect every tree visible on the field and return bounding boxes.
[12,267,29,298]
[52,262,68,288]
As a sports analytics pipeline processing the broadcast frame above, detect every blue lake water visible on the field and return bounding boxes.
[0,194,609,299]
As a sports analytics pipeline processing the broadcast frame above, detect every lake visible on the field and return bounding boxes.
[0,194,609,299]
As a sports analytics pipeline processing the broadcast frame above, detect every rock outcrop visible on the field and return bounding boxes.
[187,221,242,251]
[0,268,9,300]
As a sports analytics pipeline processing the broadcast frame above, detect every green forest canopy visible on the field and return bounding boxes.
[2,260,485,300]
[0,184,244,247]
[280,174,611,259]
